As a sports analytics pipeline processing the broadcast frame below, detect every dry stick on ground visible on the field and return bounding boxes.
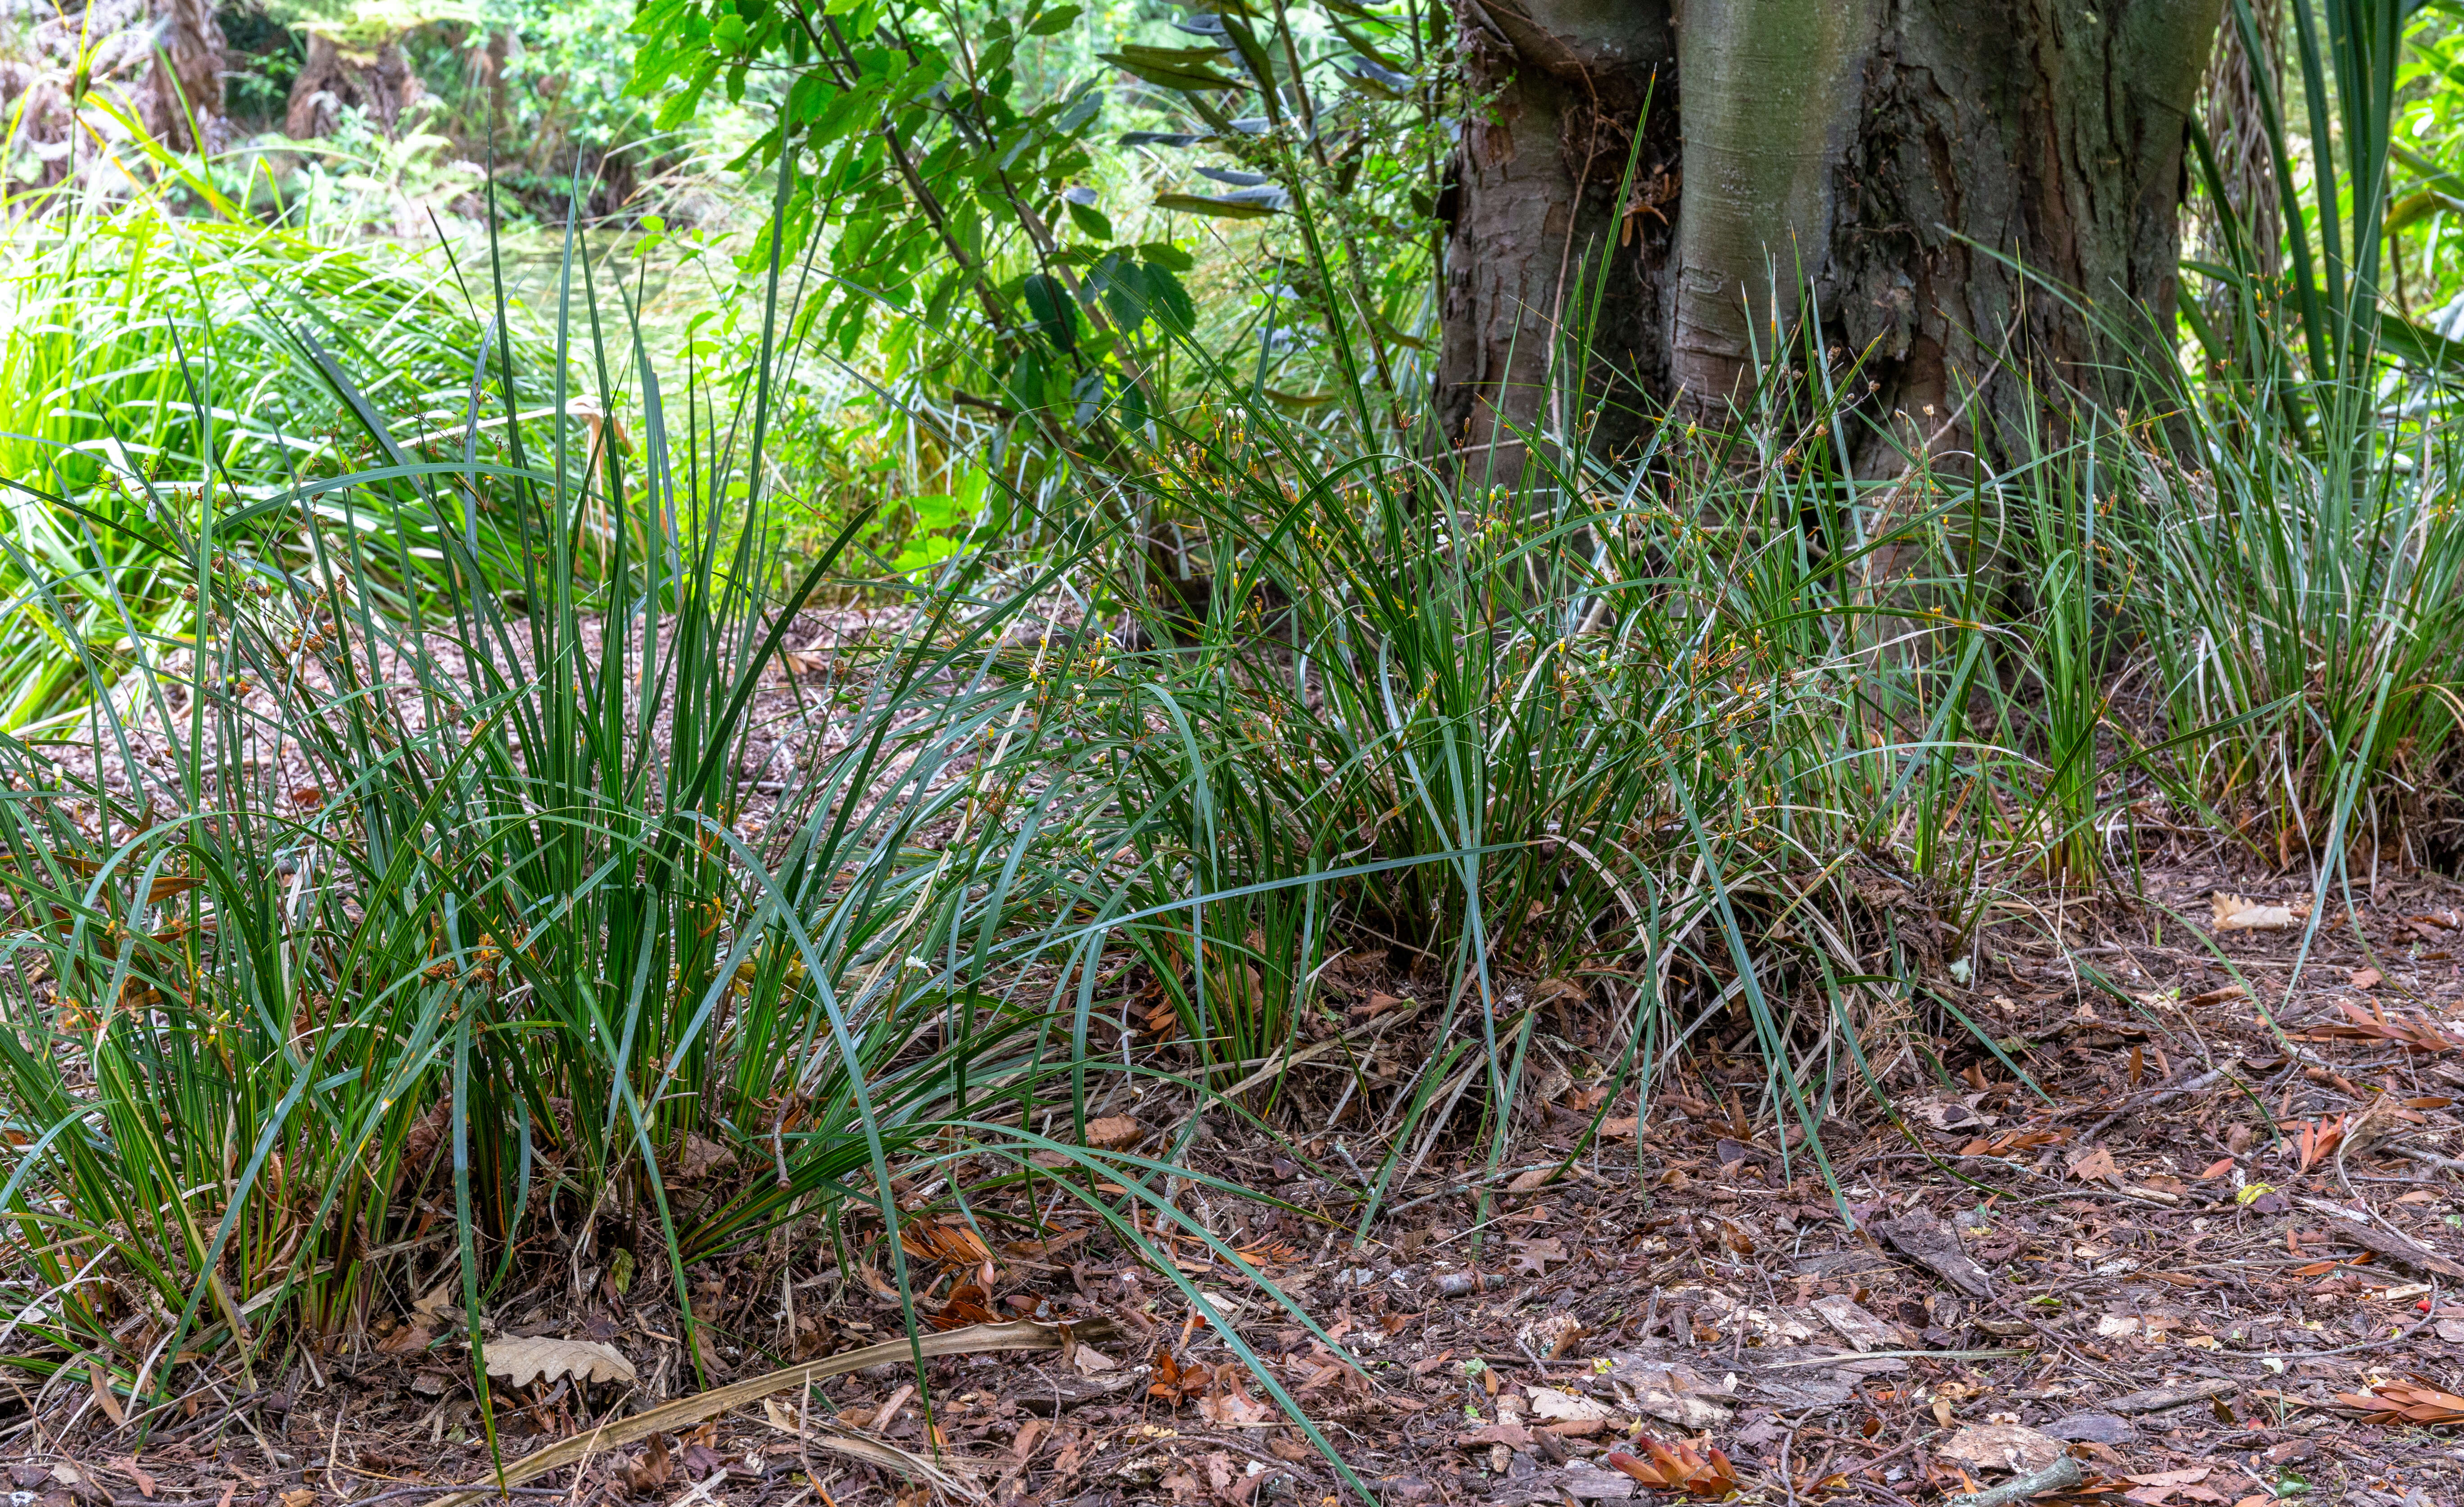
[420,1318,1117,1507]
[2105,1378,2238,1414]
[2292,1193,2464,1280]
[2387,1142,2464,1175]
[2078,1053,2242,1142]
[1943,1455,2084,1507]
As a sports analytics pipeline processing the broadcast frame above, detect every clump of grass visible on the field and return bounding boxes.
[2129,388,2464,867]
[0,181,572,733]
[0,214,1082,1414]
[913,356,2048,1239]
[0,209,1399,1487]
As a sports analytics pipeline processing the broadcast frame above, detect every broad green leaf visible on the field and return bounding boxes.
[1141,240,1196,272]
[1022,273,1080,353]
[1066,200,1114,241]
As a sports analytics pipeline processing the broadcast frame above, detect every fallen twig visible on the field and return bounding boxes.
[2387,1143,2464,1175]
[2079,1054,2242,1141]
[1760,1347,2025,1370]
[420,1318,1114,1507]
[347,1489,568,1506]
[2291,1195,2464,1280]
[2105,1378,2235,1414]
[1942,1455,2083,1507]
[1214,1000,1424,1102]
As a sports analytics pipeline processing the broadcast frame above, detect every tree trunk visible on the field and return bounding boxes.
[145,0,228,152]
[286,31,425,140]
[1434,0,1677,480]
[1438,0,2224,476]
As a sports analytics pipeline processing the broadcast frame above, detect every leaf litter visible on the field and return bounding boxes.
[5,869,2462,1506]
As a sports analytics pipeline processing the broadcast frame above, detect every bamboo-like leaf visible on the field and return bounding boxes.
[1153,188,1287,218]
[1102,45,1245,91]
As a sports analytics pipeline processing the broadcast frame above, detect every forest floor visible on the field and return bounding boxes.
[7,866,2464,1507]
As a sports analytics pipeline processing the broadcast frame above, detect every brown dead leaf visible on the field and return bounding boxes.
[1069,1343,1119,1375]
[1267,1432,1316,1463]
[2066,1145,2121,1184]
[1599,1116,1639,1138]
[88,1361,124,1426]
[376,1317,438,1354]
[1510,1236,1568,1275]
[2292,1116,2345,1173]
[1196,1376,1274,1428]
[1454,1423,1533,1451]
[2349,967,2383,990]
[1234,1238,1301,1268]
[1010,1417,1046,1463]
[1083,1116,1141,1149]
[107,1461,155,1499]
[1604,1441,1738,1497]
[1905,1096,1996,1132]
[1961,1127,2067,1158]
[902,1219,994,1270]
[672,1133,737,1180]
[2212,892,2302,930]
[929,1282,1000,1331]
[623,1433,672,1494]
[1939,1423,2065,1473]
[1527,1387,1612,1424]
[2124,1466,2219,1505]
[1351,991,1410,1019]
[2197,1157,2238,1181]
[1810,1293,1899,1351]
[2332,1380,2464,1425]
[2124,1467,2213,1487]
[481,1336,636,1387]
[1148,1349,1206,1402]
[2296,999,2464,1054]
[1507,1166,1561,1194]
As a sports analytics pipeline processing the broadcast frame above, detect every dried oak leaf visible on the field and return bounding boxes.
[481,1335,636,1387]
[1510,1236,1568,1275]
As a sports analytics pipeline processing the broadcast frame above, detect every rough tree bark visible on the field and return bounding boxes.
[1435,0,1677,475]
[286,31,425,139]
[145,0,228,151]
[1436,0,2224,476]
